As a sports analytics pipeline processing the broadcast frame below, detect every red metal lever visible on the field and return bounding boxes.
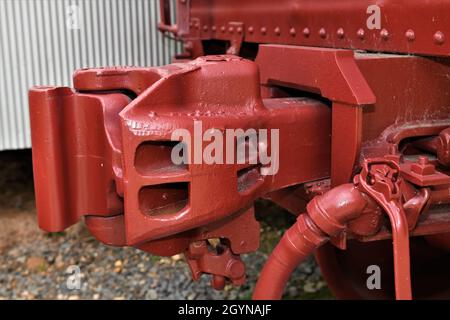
[357,159,412,300]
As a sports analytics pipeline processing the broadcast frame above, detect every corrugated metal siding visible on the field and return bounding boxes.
[0,0,181,150]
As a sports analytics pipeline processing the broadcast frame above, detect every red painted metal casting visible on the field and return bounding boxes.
[30,55,331,287]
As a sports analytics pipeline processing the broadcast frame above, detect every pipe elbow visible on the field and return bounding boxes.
[253,183,375,300]
[307,183,371,236]
[253,214,327,300]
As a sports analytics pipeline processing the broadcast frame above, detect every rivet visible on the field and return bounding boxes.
[302,27,310,37]
[380,29,389,40]
[220,26,226,33]
[180,0,187,4]
[337,28,345,38]
[405,29,415,41]
[237,26,243,34]
[203,25,208,32]
[319,28,326,38]
[228,26,234,33]
[211,25,217,32]
[290,27,296,36]
[434,31,445,45]
[261,27,267,35]
[194,22,199,29]
[248,26,254,34]
[357,28,365,39]
[274,27,281,35]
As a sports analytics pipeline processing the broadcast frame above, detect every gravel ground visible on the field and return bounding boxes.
[0,150,332,300]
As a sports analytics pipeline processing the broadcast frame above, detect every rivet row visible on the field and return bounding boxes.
[191,24,446,45]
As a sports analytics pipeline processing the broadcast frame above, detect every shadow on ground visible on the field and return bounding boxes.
[0,149,332,300]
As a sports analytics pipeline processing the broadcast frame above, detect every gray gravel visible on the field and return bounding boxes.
[0,219,329,300]
[0,150,331,300]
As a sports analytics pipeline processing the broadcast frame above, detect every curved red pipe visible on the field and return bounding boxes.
[253,184,372,300]
[253,214,327,299]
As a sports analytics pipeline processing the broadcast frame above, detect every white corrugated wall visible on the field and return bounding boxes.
[0,0,181,150]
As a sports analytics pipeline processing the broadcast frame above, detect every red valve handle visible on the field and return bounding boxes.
[357,158,412,300]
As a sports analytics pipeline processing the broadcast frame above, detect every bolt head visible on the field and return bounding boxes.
[319,28,327,38]
[302,27,310,37]
[434,31,445,45]
[357,28,365,39]
[380,29,390,40]
[405,29,415,41]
